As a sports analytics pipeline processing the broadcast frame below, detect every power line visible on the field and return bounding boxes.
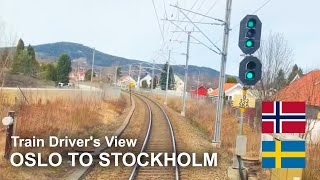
[162,0,168,18]
[168,0,201,46]
[252,0,272,14]
[177,7,222,54]
[199,0,219,22]
[169,20,220,54]
[152,0,165,41]
[169,0,222,50]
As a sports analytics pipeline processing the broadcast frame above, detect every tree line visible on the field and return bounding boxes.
[10,39,72,84]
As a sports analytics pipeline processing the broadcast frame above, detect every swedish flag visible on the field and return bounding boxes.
[262,140,305,168]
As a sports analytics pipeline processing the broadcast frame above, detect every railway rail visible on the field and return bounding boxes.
[67,92,179,180]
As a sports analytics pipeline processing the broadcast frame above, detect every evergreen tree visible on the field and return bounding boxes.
[11,39,25,73]
[152,75,158,89]
[27,45,39,76]
[275,69,286,90]
[45,63,57,81]
[56,54,72,83]
[160,62,175,90]
[226,77,237,83]
[116,67,122,78]
[19,50,33,75]
[85,69,95,81]
[287,64,303,84]
[141,80,148,88]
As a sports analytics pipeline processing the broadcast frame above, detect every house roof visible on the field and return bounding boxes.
[208,83,237,96]
[276,70,320,107]
[289,74,301,84]
[192,85,207,91]
[191,85,208,94]
[118,76,136,83]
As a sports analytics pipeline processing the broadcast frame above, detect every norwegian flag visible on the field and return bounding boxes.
[262,101,306,133]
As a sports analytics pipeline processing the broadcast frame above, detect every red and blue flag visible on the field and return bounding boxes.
[262,101,306,133]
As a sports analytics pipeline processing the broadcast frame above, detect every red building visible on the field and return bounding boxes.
[191,85,208,97]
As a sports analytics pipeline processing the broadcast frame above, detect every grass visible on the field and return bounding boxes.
[0,89,129,179]
[151,94,267,177]
[304,143,320,180]
[153,95,261,157]
[152,94,320,179]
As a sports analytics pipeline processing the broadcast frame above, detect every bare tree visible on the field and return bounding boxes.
[254,32,293,100]
[0,20,17,87]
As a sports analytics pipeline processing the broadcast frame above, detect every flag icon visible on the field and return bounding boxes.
[262,101,306,133]
[262,140,306,168]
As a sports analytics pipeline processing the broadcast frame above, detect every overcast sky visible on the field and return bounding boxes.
[0,0,319,75]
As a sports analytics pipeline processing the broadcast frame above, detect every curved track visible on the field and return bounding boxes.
[130,93,179,180]
[70,92,179,180]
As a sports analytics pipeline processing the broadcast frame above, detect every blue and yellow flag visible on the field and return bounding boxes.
[262,140,305,168]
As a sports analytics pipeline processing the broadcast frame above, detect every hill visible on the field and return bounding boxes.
[33,42,228,88]
[34,42,141,66]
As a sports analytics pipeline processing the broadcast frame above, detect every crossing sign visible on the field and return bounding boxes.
[232,95,256,108]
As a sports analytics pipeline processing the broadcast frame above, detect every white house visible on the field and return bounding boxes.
[117,76,137,88]
[139,74,152,87]
[208,83,255,100]
[174,74,184,93]
[69,71,85,81]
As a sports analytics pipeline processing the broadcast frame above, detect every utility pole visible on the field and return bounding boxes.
[114,66,118,87]
[128,65,132,83]
[181,32,191,117]
[164,50,171,105]
[90,48,95,90]
[77,62,80,88]
[213,0,233,145]
[151,60,155,91]
[137,63,142,89]
[197,70,200,101]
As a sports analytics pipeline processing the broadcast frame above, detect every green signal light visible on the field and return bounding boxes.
[245,40,254,47]
[246,71,255,79]
[247,19,256,28]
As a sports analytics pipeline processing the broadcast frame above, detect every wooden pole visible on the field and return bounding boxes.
[4,111,15,159]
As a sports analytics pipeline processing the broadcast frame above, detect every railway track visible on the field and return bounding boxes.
[129,93,179,180]
[71,92,179,180]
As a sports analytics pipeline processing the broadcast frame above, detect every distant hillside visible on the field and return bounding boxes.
[34,42,141,66]
[33,42,227,88]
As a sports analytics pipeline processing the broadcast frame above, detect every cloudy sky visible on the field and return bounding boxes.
[0,0,319,75]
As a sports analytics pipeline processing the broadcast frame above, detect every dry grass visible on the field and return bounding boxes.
[0,89,129,180]
[304,143,320,180]
[152,94,320,179]
[153,95,261,157]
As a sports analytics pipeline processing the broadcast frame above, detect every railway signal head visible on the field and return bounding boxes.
[238,15,262,55]
[239,56,262,86]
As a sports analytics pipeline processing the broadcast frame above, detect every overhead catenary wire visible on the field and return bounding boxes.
[177,8,222,54]
[152,0,165,41]
[198,0,219,22]
[169,20,220,54]
[168,0,221,51]
[170,4,224,23]
[167,0,201,48]
[172,0,208,43]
